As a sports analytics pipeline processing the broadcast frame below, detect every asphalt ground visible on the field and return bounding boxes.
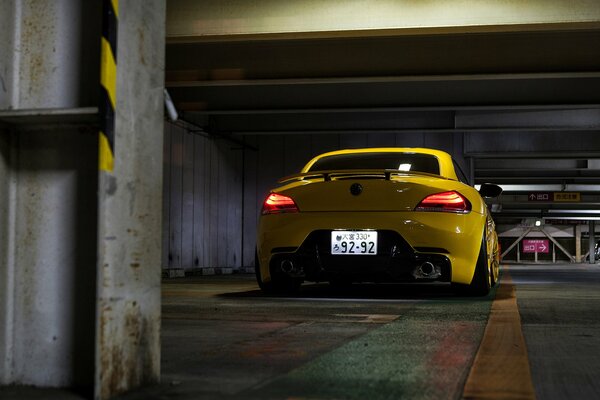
[510,264,600,400]
[126,275,494,399]
[3,263,600,399]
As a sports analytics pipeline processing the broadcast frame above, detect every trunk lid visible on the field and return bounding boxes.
[278,175,451,212]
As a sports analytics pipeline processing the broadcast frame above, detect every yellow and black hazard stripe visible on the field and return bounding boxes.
[99,0,118,172]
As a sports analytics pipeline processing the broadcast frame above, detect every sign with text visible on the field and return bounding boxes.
[545,219,588,225]
[528,192,552,202]
[528,192,580,202]
[522,239,549,253]
[553,192,580,202]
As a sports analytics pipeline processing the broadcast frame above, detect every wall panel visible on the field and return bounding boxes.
[242,136,259,268]
[367,132,396,147]
[227,144,244,268]
[168,124,183,268]
[395,132,425,147]
[162,124,171,269]
[163,122,244,271]
[192,133,206,268]
[181,130,195,269]
[283,135,312,175]
[310,134,340,157]
[340,133,368,149]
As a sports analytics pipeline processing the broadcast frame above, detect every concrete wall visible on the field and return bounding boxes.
[162,122,243,273]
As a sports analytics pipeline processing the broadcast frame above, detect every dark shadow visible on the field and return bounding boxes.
[18,127,99,398]
[218,281,496,301]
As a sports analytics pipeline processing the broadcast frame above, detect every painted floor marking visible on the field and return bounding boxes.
[462,268,536,400]
[333,314,400,323]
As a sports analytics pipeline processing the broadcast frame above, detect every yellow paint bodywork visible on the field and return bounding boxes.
[257,148,497,286]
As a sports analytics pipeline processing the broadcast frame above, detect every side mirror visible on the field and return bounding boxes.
[479,183,502,198]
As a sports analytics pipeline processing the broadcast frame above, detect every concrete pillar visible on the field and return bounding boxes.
[95,1,165,398]
[575,224,582,263]
[590,221,596,265]
[0,129,14,385]
[0,1,166,398]
[0,0,100,109]
[0,0,101,391]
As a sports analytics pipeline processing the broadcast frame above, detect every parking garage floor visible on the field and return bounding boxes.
[3,263,600,400]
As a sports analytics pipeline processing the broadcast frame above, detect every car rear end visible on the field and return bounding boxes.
[257,165,486,286]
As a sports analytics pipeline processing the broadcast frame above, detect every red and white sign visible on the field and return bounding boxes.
[522,239,549,253]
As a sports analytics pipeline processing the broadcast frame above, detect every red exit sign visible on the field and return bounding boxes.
[522,239,549,253]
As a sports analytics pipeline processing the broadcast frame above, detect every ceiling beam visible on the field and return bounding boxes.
[167,0,600,42]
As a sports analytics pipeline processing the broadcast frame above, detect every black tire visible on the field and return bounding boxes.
[255,250,301,295]
[454,232,491,296]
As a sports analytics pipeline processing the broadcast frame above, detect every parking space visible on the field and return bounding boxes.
[106,263,596,399]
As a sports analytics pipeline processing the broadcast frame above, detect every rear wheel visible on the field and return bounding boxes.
[255,250,301,295]
[454,232,491,296]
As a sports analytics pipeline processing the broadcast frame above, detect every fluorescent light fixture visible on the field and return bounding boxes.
[398,163,412,171]
[164,89,179,121]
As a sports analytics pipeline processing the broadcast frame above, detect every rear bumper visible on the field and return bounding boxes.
[257,211,485,285]
[269,230,452,283]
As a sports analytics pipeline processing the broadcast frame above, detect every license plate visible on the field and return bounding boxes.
[331,231,377,255]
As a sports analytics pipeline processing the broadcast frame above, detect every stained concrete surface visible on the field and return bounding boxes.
[119,275,493,399]
[5,264,600,399]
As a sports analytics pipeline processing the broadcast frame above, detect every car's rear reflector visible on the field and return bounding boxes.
[415,191,471,213]
[262,193,299,215]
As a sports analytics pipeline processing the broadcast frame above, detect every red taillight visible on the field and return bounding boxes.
[415,191,471,213]
[262,193,299,215]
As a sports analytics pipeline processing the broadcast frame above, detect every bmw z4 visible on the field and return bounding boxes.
[255,148,502,296]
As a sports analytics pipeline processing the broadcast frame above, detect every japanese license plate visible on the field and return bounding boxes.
[331,231,377,255]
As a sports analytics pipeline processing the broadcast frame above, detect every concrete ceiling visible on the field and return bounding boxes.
[164,1,600,221]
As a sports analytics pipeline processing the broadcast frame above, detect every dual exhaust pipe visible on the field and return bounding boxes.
[282,258,440,279]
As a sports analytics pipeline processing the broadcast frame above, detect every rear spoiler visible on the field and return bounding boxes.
[278,169,444,184]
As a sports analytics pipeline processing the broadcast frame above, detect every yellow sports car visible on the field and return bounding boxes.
[255,148,502,296]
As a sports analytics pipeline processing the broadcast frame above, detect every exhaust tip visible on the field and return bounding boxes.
[420,262,435,276]
[413,261,441,280]
[280,259,294,274]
